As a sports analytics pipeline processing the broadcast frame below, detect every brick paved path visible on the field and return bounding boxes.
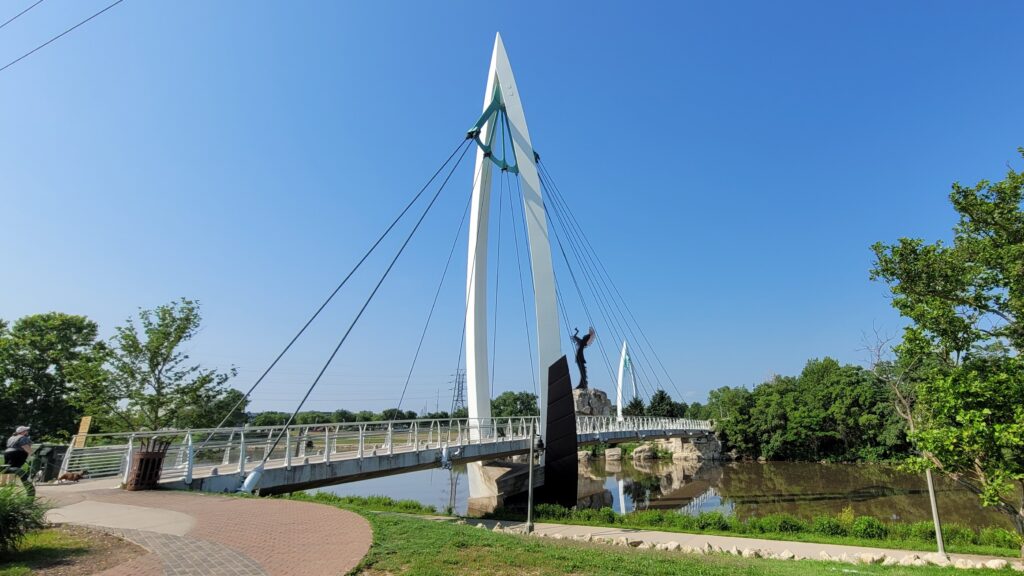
[43,488,372,576]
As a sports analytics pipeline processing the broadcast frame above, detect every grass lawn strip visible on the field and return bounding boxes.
[0,525,145,576]
[353,512,982,575]
[289,496,1013,575]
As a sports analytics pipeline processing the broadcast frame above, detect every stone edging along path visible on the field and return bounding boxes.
[450,517,1024,571]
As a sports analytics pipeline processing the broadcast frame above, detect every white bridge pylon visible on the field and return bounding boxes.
[465,33,560,441]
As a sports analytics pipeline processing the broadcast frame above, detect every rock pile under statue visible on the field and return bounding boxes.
[572,387,613,416]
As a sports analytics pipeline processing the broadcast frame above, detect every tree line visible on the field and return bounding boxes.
[0,299,243,440]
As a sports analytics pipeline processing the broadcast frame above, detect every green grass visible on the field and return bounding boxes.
[349,511,980,575]
[0,529,92,576]
[286,492,440,514]
[484,506,1022,558]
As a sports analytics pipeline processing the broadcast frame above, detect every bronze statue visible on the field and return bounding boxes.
[572,326,596,389]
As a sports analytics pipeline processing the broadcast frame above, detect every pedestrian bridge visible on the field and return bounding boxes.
[61,416,713,495]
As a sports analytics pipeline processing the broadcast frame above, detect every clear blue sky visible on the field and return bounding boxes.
[2,1,1022,414]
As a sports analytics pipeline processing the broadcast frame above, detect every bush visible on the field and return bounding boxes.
[695,511,730,531]
[756,514,806,534]
[836,505,855,528]
[851,516,888,539]
[942,524,976,546]
[908,521,935,542]
[0,486,47,553]
[979,527,1022,549]
[811,515,848,537]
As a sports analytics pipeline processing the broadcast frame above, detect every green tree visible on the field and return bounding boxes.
[705,385,755,455]
[872,149,1024,547]
[685,401,708,419]
[646,390,675,417]
[0,313,104,440]
[623,397,645,417]
[251,411,290,426]
[490,391,539,417]
[96,299,237,431]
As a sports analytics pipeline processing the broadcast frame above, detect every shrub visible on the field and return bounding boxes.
[836,505,855,528]
[756,514,806,534]
[942,524,976,546]
[979,527,1022,549]
[695,511,730,531]
[534,503,569,520]
[908,521,935,542]
[0,487,47,553]
[851,516,888,539]
[811,515,848,537]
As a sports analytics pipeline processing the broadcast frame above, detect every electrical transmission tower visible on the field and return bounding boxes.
[449,369,466,415]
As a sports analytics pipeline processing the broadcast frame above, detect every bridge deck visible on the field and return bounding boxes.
[60,416,712,495]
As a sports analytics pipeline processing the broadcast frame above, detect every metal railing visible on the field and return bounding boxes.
[60,416,712,481]
[576,416,712,435]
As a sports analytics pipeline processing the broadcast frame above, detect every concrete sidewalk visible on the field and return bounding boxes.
[39,482,372,576]
[456,518,1024,570]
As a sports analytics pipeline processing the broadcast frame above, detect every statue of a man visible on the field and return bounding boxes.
[572,326,596,390]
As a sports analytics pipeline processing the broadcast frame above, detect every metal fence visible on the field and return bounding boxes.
[60,415,712,482]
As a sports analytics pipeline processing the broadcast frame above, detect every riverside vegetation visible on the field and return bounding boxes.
[295,494,1004,575]
[486,504,1022,558]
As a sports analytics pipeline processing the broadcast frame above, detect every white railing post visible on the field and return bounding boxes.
[358,424,365,458]
[59,438,75,475]
[122,434,135,485]
[413,422,419,448]
[222,430,234,465]
[238,429,247,475]
[324,427,331,463]
[286,427,292,470]
[185,432,194,484]
[387,422,394,456]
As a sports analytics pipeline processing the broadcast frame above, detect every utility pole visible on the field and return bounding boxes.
[450,369,467,415]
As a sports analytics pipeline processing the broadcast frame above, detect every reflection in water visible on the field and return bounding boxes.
[315,460,1012,530]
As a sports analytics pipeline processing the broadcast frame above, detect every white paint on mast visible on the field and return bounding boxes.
[465,33,560,441]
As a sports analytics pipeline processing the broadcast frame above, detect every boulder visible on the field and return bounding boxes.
[604,447,622,461]
[924,552,951,567]
[882,556,899,566]
[741,549,759,558]
[984,559,1008,570]
[858,553,884,564]
[777,549,795,561]
[818,551,833,561]
[578,451,592,463]
[632,444,656,461]
[954,558,976,570]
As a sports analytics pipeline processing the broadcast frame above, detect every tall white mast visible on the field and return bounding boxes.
[465,33,560,440]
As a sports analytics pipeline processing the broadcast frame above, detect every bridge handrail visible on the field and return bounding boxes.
[60,415,713,481]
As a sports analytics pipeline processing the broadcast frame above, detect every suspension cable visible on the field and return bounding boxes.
[540,161,683,401]
[542,174,661,396]
[258,142,472,467]
[198,138,470,450]
[393,190,474,415]
[508,174,538,397]
[489,169,507,398]
[544,200,619,388]
[542,177,657,402]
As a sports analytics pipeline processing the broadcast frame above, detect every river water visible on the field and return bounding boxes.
[317,459,1012,529]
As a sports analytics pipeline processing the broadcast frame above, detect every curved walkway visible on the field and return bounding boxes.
[39,480,372,576]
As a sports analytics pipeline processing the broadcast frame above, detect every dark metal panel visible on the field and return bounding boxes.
[541,355,578,508]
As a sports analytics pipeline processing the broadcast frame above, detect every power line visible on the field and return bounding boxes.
[0,0,125,75]
[0,0,45,32]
